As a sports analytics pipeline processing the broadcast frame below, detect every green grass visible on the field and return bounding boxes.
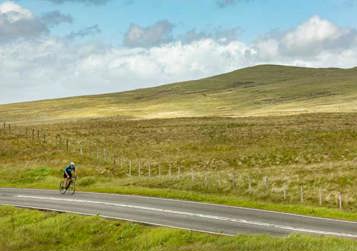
[1,206,356,251]
[1,65,357,123]
[1,113,357,221]
[1,64,357,247]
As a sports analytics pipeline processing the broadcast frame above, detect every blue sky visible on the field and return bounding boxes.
[1,0,357,104]
[15,0,357,44]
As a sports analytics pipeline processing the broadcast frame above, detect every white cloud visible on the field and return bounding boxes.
[1,10,357,104]
[254,16,357,62]
[0,1,47,41]
[281,16,351,56]
[123,20,174,48]
[0,1,32,22]
[0,1,73,42]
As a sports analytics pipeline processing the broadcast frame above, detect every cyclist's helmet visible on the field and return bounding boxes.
[70,162,75,168]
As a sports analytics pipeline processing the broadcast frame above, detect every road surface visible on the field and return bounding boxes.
[0,188,356,237]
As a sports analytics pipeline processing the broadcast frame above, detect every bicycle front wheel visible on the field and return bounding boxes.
[68,180,76,195]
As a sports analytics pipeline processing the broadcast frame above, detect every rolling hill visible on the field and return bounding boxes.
[1,64,357,123]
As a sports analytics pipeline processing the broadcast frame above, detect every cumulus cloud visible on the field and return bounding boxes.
[254,16,357,61]
[0,1,74,42]
[1,11,357,104]
[41,11,73,27]
[181,27,241,43]
[0,1,47,41]
[123,20,174,48]
[0,38,255,103]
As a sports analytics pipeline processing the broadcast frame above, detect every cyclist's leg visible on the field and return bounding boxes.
[66,173,72,189]
[63,172,67,188]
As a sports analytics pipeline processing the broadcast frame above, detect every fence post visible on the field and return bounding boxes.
[32,129,35,141]
[191,168,194,182]
[319,188,323,206]
[148,162,151,177]
[66,139,69,152]
[300,185,304,203]
[177,166,181,177]
[129,160,132,176]
[169,164,172,177]
[263,176,269,189]
[204,174,208,190]
[248,176,252,192]
[232,173,237,190]
[283,187,287,200]
[138,160,141,177]
[338,192,343,209]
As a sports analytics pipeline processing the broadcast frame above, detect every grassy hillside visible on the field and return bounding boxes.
[1,206,356,251]
[1,65,357,123]
[1,64,357,241]
[1,113,357,219]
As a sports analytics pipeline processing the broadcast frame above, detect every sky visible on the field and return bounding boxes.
[1,0,357,104]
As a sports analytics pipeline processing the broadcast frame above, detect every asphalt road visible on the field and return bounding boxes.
[1,188,356,237]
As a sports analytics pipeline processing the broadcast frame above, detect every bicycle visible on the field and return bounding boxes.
[59,176,76,195]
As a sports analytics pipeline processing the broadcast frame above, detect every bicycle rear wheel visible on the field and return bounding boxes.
[59,181,66,194]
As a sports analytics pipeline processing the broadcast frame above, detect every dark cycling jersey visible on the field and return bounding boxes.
[64,165,75,178]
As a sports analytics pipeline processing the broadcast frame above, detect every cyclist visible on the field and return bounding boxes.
[63,161,76,189]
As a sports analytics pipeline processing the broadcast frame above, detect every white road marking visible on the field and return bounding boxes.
[16,195,357,238]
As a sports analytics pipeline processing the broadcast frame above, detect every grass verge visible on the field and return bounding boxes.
[0,206,356,251]
[1,175,357,222]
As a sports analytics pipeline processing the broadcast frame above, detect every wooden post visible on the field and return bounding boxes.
[138,160,141,177]
[338,192,342,209]
[66,139,69,152]
[8,124,11,134]
[300,185,304,203]
[232,173,237,190]
[177,166,181,177]
[191,168,194,182]
[32,129,35,141]
[263,176,269,189]
[148,162,151,177]
[248,176,252,192]
[129,160,132,176]
[37,130,40,140]
[283,187,287,200]
[80,144,83,155]
[319,188,323,206]
[204,174,208,190]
